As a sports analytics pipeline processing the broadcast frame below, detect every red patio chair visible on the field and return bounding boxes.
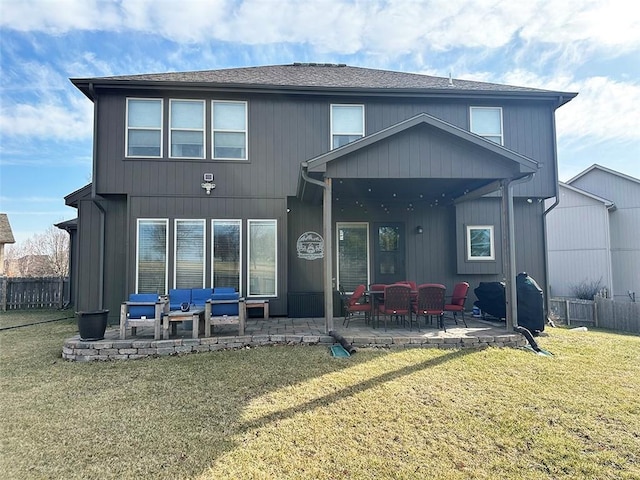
[342,284,371,327]
[413,283,446,331]
[378,283,413,331]
[444,282,469,327]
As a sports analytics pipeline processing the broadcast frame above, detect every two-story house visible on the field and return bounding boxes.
[64,63,576,329]
[546,164,640,301]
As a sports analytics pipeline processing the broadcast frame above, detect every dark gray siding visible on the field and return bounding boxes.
[455,199,502,275]
[75,200,102,312]
[82,86,557,314]
[75,195,127,323]
[128,195,288,315]
[94,89,557,199]
[325,125,523,180]
[287,197,324,292]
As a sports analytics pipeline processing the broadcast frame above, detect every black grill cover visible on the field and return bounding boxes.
[516,272,545,332]
[473,273,545,333]
[473,282,506,319]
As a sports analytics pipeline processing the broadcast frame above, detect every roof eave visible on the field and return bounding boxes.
[71,77,576,105]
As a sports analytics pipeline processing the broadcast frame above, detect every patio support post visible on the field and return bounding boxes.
[501,179,518,330]
[323,177,333,333]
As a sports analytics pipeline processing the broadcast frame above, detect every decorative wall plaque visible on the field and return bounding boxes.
[296,231,324,260]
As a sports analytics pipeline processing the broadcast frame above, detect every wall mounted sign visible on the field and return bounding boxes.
[296,231,324,260]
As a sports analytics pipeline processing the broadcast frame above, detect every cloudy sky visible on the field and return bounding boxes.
[1,0,639,243]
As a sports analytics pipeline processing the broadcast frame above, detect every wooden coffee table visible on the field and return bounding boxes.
[163,308,204,339]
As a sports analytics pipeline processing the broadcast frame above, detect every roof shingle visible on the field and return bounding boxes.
[72,63,574,97]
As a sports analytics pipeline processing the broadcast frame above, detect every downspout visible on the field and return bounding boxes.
[542,106,562,319]
[301,162,334,333]
[88,82,106,310]
[502,173,535,331]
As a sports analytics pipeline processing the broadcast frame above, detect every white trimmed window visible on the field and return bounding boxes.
[127,98,163,157]
[336,222,370,292]
[247,219,277,297]
[331,104,364,149]
[466,225,495,261]
[174,219,205,288]
[212,101,247,159]
[470,107,503,145]
[136,219,168,294]
[212,220,242,293]
[170,100,205,158]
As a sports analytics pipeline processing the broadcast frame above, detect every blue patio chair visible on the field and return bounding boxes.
[119,293,168,339]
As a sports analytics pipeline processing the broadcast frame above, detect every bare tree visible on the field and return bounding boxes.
[4,226,69,277]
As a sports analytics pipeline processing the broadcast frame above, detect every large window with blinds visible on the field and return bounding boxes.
[212,220,241,292]
[174,219,205,288]
[337,222,370,292]
[136,219,168,294]
[248,219,277,297]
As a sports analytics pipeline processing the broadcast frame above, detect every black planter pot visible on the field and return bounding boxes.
[76,310,109,341]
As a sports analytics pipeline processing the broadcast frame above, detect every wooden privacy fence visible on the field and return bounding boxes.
[549,296,639,334]
[0,277,69,311]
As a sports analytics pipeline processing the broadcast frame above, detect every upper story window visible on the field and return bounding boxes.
[331,104,364,149]
[470,107,503,145]
[170,100,205,158]
[212,101,247,160]
[126,98,163,157]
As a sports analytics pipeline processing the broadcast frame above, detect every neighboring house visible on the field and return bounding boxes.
[63,63,576,326]
[546,165,640,302]
[0,213,16,276]
[5,254,52,278]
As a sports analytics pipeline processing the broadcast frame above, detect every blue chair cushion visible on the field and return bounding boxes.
[191,288,213,308]
[211,291,239,315]
[214,287,236,294]
[169,289,191,311]
[128,293,157,319]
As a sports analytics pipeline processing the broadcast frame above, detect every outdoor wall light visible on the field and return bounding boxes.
[201,173,216,195]
[416,226,424,234]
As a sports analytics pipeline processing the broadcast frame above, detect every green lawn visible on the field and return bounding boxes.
[1,309,638,479]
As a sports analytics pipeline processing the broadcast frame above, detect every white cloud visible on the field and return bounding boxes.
[555,76,640,145]
[3,0,639,59]
[0,94,93,140]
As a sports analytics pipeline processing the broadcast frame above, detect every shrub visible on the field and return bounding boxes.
[569,277,604,300]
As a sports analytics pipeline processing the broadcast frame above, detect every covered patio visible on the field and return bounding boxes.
[62,315,526,361]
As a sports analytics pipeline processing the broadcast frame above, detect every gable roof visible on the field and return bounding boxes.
[0,213,15,244]
[559,182,615,209]
[71,63,576,106]
[567,164,640,186]
[304,112,539,174]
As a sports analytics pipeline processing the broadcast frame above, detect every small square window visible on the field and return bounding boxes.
[466,225,495,260]
[470,107,503,145]
[331,104,364,149]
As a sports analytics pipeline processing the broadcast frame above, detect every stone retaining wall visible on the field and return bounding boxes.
[62,332,526,362]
